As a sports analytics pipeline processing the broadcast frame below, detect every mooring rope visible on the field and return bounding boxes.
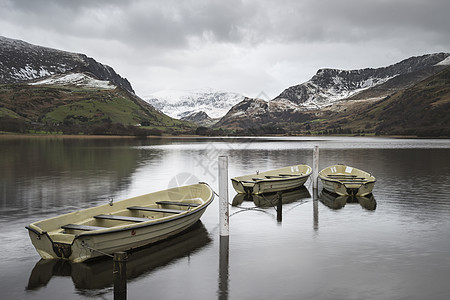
[200,180,302,214]
[230,204,259,210]
[306,177,313,189]
[81,241,114,258]
[259,193,280,211]
[229,207,271,217]
[199,181,220,197]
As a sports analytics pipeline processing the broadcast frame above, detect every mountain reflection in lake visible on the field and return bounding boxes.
[1,136,450,300]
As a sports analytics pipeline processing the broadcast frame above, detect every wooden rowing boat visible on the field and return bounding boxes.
[26,183,214,263]
[319,164,376,196]
[27,222,211,290]
[231,164,312,195]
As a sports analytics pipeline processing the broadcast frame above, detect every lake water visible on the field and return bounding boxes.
[1,136,450,300]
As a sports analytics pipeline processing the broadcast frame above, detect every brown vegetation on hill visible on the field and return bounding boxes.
[0,84,194,135]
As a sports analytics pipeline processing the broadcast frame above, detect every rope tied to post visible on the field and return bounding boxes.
[260,193,282,212]
[81,240,114,258]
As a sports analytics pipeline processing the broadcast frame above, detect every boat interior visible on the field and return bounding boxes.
[320,165,375,183]
[58,200,202,234]
[235,165,311,184]
[325,174,369,183]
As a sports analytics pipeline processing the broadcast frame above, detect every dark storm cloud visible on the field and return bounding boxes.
[1,0,449,96]
[3,0,449,47]
[3,0,263,47]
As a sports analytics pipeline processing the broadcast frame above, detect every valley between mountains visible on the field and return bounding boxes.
[1,36,449,137]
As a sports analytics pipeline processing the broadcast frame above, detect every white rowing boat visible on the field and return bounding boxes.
[26,183,214,263]
[27,222,211,290]
[231,164,312,195]
[319,164,376,196]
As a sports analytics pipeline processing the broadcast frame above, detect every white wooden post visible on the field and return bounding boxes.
[313,145,319,190]
[218,156,229,236]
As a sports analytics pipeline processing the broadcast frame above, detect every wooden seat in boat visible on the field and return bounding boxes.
[61,224,107,231]
[127,206,184,214]
[156,201,200,207]
[94,214,149,222]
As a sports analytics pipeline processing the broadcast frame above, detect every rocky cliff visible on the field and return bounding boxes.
[0,36,134,93]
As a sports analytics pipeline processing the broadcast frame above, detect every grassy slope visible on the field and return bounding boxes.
[346,66,450,136]
[301,66,450,136]
[0,84,194,132]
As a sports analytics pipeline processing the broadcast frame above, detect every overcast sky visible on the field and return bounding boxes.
[1,0,449,99]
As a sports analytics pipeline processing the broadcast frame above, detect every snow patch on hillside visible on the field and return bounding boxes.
[296,75,395,110]
[435,56,450,66]
[12,65,52,80]
[29,73,115,89]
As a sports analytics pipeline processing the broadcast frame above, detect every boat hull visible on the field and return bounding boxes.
[26,184,214,263]
[27,222,211,290]
[231,165,312,195]
[319,165,376,196]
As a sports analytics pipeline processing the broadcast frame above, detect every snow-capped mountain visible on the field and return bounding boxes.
[215,53,450,130]
[144,88,245,120]
[275,53,450,109]
[0,36,186,135]
[0,36,133,93]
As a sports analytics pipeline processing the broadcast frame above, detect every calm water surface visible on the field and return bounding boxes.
[1,136,450,300]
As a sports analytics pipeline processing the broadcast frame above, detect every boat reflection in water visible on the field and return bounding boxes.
[232,186,311,208]
[27,222,211,291]
[319,189,377,211]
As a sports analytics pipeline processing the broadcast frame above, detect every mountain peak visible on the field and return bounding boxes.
[0,36,134,93]
[275,52,450,109]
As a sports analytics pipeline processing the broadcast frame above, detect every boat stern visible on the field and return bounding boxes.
[356,181,375,196]
[26,224,77,260]
[26,226,62,260]
[231,178,257,194]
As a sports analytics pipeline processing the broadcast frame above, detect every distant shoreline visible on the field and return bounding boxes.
[0,133,163,139]
[2,133,447,140]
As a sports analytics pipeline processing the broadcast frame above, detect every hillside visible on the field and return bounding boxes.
[344,66,450,136]
[0,82,192,135]
[214,97,312,134]
[0,36,133,92]
[275,53,449,109]
[213,54,450,137]
[0,36,194,135]
[2,36,449,137]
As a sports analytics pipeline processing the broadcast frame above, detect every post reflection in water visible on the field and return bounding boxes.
[313,188,319,231]
[26,222,211,292]
[218,235,229,300]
